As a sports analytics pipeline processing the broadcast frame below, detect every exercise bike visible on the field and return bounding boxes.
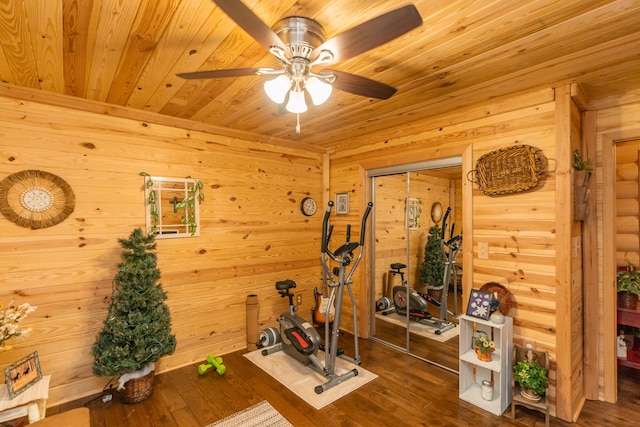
[262,200,372,394]
[386,207,462,335]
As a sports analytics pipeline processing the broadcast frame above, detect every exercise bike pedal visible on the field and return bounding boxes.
[319,343,344,356]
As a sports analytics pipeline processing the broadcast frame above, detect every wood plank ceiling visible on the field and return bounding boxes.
[1,0,638,150]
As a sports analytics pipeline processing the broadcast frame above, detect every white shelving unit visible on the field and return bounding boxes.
[459,314,513,415]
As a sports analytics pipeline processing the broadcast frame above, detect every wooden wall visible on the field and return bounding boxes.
[329,86,586,420]
[0,91,325,406]
[615,140,640,266]
[593,102,640,403]
[0,82,630,421]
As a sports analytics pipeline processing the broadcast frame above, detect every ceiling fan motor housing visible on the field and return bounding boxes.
[272,17,325,60]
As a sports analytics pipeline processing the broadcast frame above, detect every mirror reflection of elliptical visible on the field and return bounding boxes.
[369,157,463,373]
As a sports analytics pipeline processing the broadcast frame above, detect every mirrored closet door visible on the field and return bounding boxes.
[370,158,463,372]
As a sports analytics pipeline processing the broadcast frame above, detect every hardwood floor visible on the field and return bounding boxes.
[49,336,638,427]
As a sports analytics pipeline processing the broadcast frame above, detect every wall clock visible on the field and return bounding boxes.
[0,170,75,229]
[300,197,317,216]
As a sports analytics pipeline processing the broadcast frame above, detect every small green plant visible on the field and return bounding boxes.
[617,263,640,296]
[573,149,592,171]
[174,176,204,234]
[514,359,549,396]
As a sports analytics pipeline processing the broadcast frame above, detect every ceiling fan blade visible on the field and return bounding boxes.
[326,70,397,99]
[177,68,262,79]
[212,0,287,54]
[312,5,422,64]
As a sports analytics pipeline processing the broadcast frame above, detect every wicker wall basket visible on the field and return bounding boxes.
[480,282,513,316]
[119,371,155,404]
[472,145,547,196]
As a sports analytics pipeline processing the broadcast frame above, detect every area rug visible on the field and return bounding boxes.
[206,400,292,427]
[375,311,459,342]
[244,348,377,410]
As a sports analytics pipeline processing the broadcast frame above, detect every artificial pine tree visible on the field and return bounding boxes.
[93,228,176,380]
[419,224,446,293]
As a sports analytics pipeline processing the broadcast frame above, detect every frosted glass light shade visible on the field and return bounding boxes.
[305,76,332,105]
[285,89,307,113]
[264,75,291,104]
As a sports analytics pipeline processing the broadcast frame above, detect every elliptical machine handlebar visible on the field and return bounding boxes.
[441,206,462,247]
[321,201,334,255]
[360,202,373,246]
[321,201,373,283]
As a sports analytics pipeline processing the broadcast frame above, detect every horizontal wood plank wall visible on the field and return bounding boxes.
[595,102,640,403]
[330,89,570,418]
[0,94,324,406]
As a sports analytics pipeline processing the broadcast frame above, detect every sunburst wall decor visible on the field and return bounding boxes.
[0,170,75,229]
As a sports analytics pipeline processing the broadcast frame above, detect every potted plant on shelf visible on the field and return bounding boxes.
[473,333,495,362]
[513,356,549,400]
[617,263,640,310]
[92,228,176,404]
[419,224,445,299]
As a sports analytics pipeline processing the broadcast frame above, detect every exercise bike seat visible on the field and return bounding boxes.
[275,280,296,290]
[390,263,407,271]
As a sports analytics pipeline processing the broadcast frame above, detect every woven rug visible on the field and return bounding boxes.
[206,401,292,427]
[244,347,377,410]
[375,311,459,342]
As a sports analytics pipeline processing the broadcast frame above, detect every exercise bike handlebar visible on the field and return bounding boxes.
[360,202,373,246]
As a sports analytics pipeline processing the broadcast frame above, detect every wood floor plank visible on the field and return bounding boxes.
[51,335,637,426]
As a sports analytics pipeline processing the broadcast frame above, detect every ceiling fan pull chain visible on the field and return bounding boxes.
[296,114,301,134]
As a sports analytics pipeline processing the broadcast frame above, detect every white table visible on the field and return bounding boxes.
[0,375,50,424]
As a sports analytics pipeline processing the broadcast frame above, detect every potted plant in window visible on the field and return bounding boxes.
[513,356,549,400]
[419,224,445,300]
[617,263,640,310]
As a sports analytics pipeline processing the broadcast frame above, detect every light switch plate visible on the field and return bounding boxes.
[478,242,489,259]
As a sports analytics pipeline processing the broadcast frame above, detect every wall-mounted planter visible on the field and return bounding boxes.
[574,169,591,221]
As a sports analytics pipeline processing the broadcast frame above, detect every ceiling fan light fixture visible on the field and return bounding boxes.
[305,76,332,105]
[286,89,308,113]
[264,75,291,104]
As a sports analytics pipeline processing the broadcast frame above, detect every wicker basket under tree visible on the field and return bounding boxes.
[92,228,176,404]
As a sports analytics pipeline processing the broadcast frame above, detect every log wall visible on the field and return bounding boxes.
[594,102,640,403]
[615,140,640,266]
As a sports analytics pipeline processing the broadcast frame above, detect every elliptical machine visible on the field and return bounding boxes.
[262,201,373,394]
[387,206,462,335]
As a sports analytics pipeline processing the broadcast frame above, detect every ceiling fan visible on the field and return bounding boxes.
[177,0,423,132]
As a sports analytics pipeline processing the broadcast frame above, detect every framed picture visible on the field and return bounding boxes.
[406,198,422,230]
[466,289,493,320]
[335,192,349,215]
[4,351,42,398]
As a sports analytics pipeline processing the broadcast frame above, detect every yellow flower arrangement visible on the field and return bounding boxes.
[0,301,36,351]
[474,333,495,353]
